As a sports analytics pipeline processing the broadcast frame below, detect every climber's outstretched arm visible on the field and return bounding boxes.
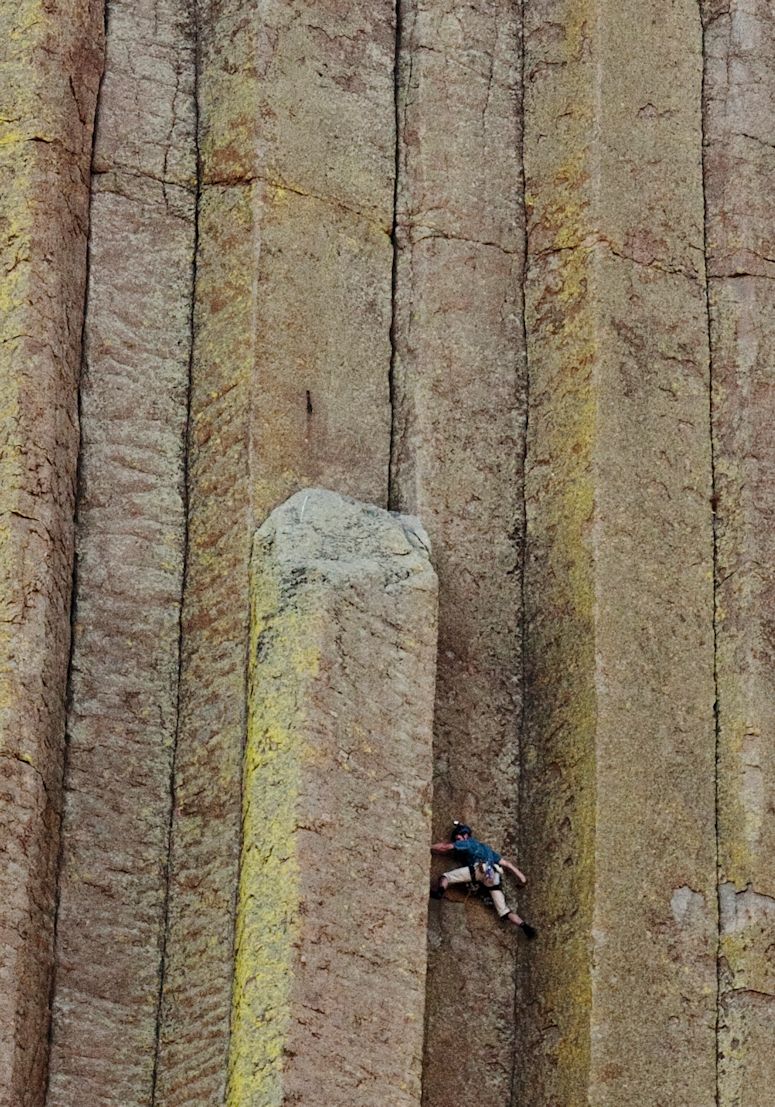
[430,841,455,855]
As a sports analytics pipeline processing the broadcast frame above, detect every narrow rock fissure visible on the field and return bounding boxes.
[387,0,402,512]
[150,0,201,1098]
[511,3,531,1104]
[203,171,387,230]
[42,4,110,1099]
[698,6,722,1104]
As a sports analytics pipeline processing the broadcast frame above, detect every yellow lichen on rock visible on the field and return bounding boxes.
[521,4,717,1106]
[228,490,436,1107]
[228,558,317,1106]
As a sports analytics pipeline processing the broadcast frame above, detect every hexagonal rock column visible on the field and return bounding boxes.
[45,2,196,1104]
[156,5,395,1098]
[519,3,717,1105]
[0,4,104,1105]
[228,490,437,1107]
[390,7,525,1102]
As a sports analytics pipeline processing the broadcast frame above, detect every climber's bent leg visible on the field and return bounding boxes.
[430,865,470,900]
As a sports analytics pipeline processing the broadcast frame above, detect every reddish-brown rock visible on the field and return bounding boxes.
[0,5,104,1104]
[228,489,437,1106]
[390,6,526,1104]
[703,3,775,1101]
[45,3,196,1104]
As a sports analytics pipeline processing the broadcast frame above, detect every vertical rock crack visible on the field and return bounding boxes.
[387,0,402,511]
[512,3,531,1103]
[698,4,722,1104]
[42,2,110,1097]
[150,0,201,1099]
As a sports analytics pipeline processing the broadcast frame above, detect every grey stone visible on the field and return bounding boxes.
[228,489,437,1107]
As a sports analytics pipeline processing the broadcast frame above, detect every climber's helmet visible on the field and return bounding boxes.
[451,820,472,842]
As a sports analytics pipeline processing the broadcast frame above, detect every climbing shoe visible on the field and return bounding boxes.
[519,921,538,939]
[429,885,445,900]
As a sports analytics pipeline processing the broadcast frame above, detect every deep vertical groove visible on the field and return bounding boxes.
[43,4,110,1098]
[150,0,200,1098]
[698,5,722,1104]
[510,2,531,1104]
[387,0,402,511]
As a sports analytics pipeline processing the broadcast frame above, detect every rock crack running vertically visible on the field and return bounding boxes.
[389,4,527,1105]
[701,3,775,1102]
[154,3,396,1102]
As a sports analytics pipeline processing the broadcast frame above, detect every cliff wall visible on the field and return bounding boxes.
[0,5,104,1103]
[0,2,772,1105]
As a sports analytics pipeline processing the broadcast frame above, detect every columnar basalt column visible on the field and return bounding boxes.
[45,3,196,1104]
[0,5,104,1105]
[702,3,775,1102]
[155,5,396,1101]
[228,489,437,1107]
[390,6,526,1103]
[519,3,717,1104]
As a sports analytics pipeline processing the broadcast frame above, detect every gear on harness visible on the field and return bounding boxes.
[470,882,495,908]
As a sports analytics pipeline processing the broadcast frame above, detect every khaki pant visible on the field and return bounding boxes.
[443,865,512,918]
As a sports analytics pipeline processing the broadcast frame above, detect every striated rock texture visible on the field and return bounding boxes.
[702,3,775,1102]
[0,4,104,1105]
[155,4,396,1102]
[228,490,436,1106]
[390,6,526,1103]
[45,3,196,1105]
[3,0,775,1103]
[519,2,717,1104]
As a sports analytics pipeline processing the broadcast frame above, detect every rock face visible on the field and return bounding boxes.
[154,5,396,1103]
[702,3,775,1101]
[45,3,195,1104]
[0,5,104,1105]
[391,6,526,1103]
[229,490,437,1107]
[2,2,774,1105]
[519,3,717,1104]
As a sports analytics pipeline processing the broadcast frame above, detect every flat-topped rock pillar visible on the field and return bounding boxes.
[228,489,437,1106]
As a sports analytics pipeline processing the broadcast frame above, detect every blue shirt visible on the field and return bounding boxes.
[452,836,501,867]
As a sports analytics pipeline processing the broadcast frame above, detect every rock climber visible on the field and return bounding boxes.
[430,821,537,938]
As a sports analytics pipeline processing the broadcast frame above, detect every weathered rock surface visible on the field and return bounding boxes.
[703,3,775,1100]
[4,1,774,1102]
[45,3,195,1104]
[390,6,526,1102]
[228,489,436,1106]
[0,5,103,1104]
[153,182,257,1107]
[155,5,396,1101]
[519,3,717,1104]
